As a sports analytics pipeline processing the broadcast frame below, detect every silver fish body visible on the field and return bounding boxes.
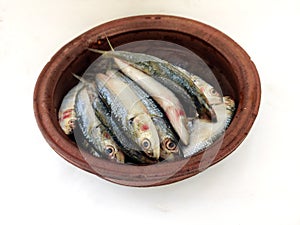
[90,50,217,122]
[91,85,157,164]
[95,73,160,160]
[150,76,198,118]
[174,65,223,106]
[107,70,180,159]
[182,96,235,157]
[74,86,125,163]
[111,58,190,146]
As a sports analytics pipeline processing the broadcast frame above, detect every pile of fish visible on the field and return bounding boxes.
[58,49,235,164]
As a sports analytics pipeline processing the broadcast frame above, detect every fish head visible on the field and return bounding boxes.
[104,144,125,163]
[114,150,126,163]
[130,113,160,159]
[160,150,176,161]
[106,51,161,74]
[101,131,125,163]
[161,137,179,154]
[58,109,76,135]
[191,75,223,105]
[160,136,180,160]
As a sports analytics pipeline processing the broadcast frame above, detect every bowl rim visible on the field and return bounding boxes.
[33,14,261,187]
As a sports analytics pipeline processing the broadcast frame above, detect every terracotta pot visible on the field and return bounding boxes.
[33,15,261,187]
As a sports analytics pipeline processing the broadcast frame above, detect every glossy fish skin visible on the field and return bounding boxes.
[112,58,190,146]
[58,82,83,135]
[95,73,160,160]
[174,65,223,106]
[73,120,101,158]
[150,76,197,118]
[152,117,180,160]
[90,49,216,122]
[182,96,235,158]
[74,86,125,163]
[107,69,180,159]
[92,87,156,164]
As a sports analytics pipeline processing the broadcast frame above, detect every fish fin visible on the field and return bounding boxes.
[72,73,89,86]
[105,35,115,51]
[72,73,82,81]
[88,48,108,54]
[88,35,114,54]
[72,73,96,95]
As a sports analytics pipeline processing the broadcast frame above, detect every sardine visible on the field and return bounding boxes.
[89,49,217,122]
[92,86,157,164]
[106,69,180,159]
[182,96,235,157]
[74,86,125,163]
[149,76,198,118]
[95,73,160,159]
[174,65,223,105]
[108,58,190,146]
[58,83,83,134]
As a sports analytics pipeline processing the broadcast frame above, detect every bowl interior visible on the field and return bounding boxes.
[54,30,239,128]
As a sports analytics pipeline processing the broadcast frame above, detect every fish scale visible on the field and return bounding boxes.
[89,49,217,122]
[107,69,180,159]
[94,73,161,160]
[74,87,125,162]
[152,76,197,117]
[182,96,235,157]
[92,94,156,164]
[112,58,190,146]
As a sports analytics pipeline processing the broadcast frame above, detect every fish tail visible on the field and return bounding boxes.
[72,73,94,89]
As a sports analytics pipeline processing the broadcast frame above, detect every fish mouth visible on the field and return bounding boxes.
[132,113,161,160]
[152,147,160,159]
[115,151,125,163]
[144,146,160,160]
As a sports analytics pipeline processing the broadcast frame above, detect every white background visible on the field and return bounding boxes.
[1,0,299,224]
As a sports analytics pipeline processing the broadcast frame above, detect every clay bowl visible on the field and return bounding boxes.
[34,15,261,187]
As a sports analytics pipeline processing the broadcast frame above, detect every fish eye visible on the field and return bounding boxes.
[142,138,151,150]
[210,88,219,96]
[105,145,115,155]
[128,117,134,125]
[68,119,75,128]
[166,140,177,151]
